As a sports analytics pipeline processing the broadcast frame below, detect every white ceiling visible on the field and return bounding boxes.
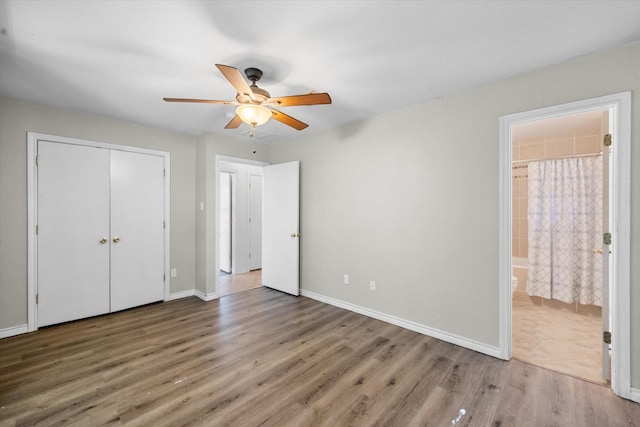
[1,1,639,142]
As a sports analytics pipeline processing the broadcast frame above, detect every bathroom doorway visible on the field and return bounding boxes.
[218,160,265,298]
[510,109,608,384]
[500,92,631,398]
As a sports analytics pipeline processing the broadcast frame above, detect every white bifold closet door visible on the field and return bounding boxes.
[37,141,165,327]
[110,150,165,312]
[37,141,111,327]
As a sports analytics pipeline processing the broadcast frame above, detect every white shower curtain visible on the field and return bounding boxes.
[527,156,603,306]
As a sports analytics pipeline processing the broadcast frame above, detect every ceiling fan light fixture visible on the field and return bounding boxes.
[236,104,272,126]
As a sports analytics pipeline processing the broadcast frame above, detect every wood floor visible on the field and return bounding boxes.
[218,270,262,298]
[1,288,638,426]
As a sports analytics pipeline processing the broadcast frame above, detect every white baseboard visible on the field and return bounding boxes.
[300,289,502,359]
[629,387,640,404]
[0,324,29,339]
[195,289,218,302]
[166,289,195,301]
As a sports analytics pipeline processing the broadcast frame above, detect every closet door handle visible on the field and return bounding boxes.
[113,236,121,243]
[100,237,108,244]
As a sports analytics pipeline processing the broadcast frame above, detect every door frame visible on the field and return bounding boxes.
[498,92,631,399]
[214,155,268,298]
[27,132,171,332]
[218,170,235,274]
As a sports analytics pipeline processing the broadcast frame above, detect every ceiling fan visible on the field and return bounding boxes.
[164,64,332,137]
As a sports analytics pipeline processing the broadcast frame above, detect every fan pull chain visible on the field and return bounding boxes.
[249,123,256,138]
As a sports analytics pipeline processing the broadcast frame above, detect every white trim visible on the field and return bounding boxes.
[27,132,171,331]
[629,387,640,404]
[498,92,632,400]
[163,153,171,304]
[301,290,502,359]
[0,324,29,339]
[166,289,195,301]
[195,290,218,302]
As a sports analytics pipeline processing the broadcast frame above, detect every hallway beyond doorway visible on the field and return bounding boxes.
[219,270,262,298]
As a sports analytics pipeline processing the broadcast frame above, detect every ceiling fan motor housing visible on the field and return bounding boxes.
[244,67,263,83]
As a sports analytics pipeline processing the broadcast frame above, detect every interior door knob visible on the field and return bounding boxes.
[290,232,300,238]
[113,236,121,243]
[100,237,108,244]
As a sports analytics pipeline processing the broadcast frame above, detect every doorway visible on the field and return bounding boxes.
[510,110,608,384]
[217,159,266,298]
[498,92,632,400]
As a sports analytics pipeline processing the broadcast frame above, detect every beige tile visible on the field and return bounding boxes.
[519,198,529,218]
[519,178,528,197]
[519,218,528,240]
[512,239,521,257]
[512,220,520,239]
[542,297,577,312]
[578,303,602,316]
[575,135,602,155]
[519,142,545,160]
[520,238,528,258]
[513,267,528,288]
[512,144,521,161]
[512,297,605,385]
[546,138,574,158]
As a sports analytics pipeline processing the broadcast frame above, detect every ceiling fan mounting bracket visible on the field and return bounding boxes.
[244,67,263,83]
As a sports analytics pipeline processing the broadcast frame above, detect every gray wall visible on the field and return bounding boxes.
[270,41,640,387]
[0,96,197,328]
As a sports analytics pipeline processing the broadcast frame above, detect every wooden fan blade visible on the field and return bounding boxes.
[163,98,236,105]
[268,92,332,107]
[224,115,243,129]
[215,64,255,100]
[270,109,308,130]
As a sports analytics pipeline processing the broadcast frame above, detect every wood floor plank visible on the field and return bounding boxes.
[1,287,638,426]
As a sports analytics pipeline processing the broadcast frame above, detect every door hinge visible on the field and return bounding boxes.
[249,217,252,223]
[603,232,612,245]
[249,252,252,258]
[603,133,612,147]
[163,221,166,229]
[35,155,40,166]
[164,168,166,177]
[36,293,39,304]
[603,331,612,344]
[164,273,166,282]
[35,225,39,235]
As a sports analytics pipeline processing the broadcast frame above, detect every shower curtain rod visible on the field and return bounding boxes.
[512,151,602,165]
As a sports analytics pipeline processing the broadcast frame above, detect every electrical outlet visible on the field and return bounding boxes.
[171,268,177,278]
[369,280,376,291]
[343,274,350,285]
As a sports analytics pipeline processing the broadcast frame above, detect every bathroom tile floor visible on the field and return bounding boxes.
[512,297,606,385]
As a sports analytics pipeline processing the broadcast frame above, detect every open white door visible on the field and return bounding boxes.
[262,161,300,296]
[601,118,612,381]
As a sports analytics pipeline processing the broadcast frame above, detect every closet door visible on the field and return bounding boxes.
[110,150,165,312]
[37,141,111,327]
